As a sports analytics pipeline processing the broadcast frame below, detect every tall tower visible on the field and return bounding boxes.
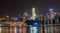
[32,8,36,20]
[49,9,54,19]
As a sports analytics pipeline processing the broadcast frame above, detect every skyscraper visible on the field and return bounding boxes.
[32,8,36,20]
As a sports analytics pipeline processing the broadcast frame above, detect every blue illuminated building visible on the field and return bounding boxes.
[25,19,44,26]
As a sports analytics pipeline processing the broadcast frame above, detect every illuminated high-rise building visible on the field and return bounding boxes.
[32,8,36,20]
[49,9,54,19]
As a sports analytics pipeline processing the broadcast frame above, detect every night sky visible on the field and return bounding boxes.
[0,0,60,17]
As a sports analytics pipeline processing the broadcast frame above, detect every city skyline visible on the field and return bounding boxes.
[0,0,60,16]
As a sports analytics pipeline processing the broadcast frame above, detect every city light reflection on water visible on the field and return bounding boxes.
[15,27,17,33]
[30,26,38,33]
[0,24,60,33]
[0,27,1,33]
